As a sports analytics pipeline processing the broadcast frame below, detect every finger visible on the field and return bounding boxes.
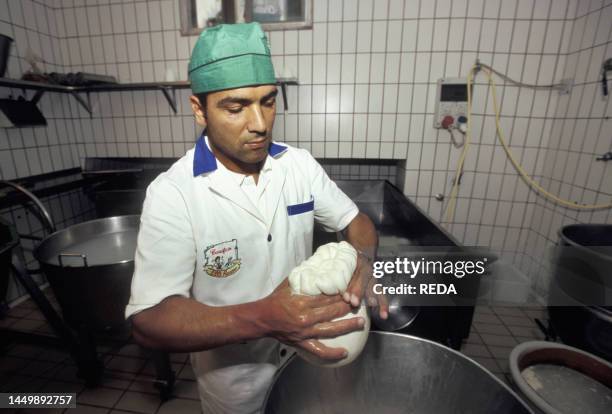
[304,316,365,339]
[365,279,389,320]
[298,339,348,361]
[345,266,368,307]
[303,292,345,307]
[376,293,389,319]
[308,300,353,324]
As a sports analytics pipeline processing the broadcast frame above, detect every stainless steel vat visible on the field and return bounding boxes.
[34,215,139,331]
[264,331,533,413]
[549,224,612,362]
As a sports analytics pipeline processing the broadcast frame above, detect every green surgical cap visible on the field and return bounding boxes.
[188,22,276,94]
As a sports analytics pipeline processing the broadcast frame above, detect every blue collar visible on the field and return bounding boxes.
[192,133,288,177]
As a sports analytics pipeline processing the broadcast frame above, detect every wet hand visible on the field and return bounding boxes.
[262,279,365,361]
[344,255,389,320]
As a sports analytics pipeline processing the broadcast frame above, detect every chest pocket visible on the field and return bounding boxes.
[287,196,314,263]
[287,198,314,216]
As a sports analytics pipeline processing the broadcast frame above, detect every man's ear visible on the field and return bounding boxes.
[190,95,207,127]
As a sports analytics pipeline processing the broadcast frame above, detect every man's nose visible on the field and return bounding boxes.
[247,105,267,135]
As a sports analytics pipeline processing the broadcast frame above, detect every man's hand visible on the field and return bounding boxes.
[342,212,389,320]
[345,254,389,319]
[259,279,365,361]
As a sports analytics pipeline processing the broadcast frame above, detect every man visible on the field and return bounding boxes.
[126,23,387,413]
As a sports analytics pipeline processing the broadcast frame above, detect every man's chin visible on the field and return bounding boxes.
[241,149,269,164]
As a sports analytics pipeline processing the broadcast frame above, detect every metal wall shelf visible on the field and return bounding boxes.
[0,77,298,117]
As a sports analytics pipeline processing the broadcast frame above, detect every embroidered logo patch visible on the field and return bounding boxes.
[203,239,241,278]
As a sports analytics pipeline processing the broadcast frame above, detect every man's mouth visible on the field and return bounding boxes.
[245,138,269,150]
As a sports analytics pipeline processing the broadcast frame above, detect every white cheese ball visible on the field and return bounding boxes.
[288,241,370,368]
[298,304,370,368]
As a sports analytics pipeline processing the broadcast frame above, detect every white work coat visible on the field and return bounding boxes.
[126,133,359,413]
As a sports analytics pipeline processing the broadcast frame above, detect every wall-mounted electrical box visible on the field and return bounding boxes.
[433,77,469,129]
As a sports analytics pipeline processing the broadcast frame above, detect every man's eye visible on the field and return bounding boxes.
[226,107,243,114]
[263,99,276,107]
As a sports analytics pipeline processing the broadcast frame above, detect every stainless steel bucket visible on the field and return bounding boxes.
[264,332,533,413]
[34,215,139,331]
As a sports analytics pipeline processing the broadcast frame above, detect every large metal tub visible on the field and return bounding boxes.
[264,332,533,413]
[33,215,139,331]
[548,224,612,362]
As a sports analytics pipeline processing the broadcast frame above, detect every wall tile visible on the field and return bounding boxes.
[328,0,343,21]
[160,0,176,31]
[416,19,433,50]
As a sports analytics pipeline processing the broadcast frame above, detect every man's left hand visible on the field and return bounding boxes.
[344,252,388,320]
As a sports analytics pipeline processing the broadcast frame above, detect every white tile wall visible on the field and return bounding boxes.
[391,0,607,286]
[0,0,83,181]
[518,0,612,290]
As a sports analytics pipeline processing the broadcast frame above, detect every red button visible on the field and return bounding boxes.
[441,115,454,129]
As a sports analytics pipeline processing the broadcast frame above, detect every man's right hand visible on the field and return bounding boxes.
[258,279,365,361]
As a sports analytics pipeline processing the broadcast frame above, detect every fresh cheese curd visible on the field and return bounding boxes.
[289,241,370,368]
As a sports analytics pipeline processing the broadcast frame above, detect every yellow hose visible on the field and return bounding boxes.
[445,64,612,222]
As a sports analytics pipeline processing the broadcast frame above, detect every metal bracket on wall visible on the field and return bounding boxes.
[70,91,92,117]
[30,90,45,104]
[277,77,298,111]
[160,87,177,114]
[16,87,45,106]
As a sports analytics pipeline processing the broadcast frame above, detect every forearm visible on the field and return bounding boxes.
[131,295,270,352]
[344,212,378,259]
[341,212,381,307]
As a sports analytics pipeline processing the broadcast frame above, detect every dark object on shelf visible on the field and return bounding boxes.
[48,72,118,86]
[0,96,47,127]
[20,71,48,83]
[0,34,13,77]
[21,72,118,86]
[548,224,612,362]
[265,332,534,414]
